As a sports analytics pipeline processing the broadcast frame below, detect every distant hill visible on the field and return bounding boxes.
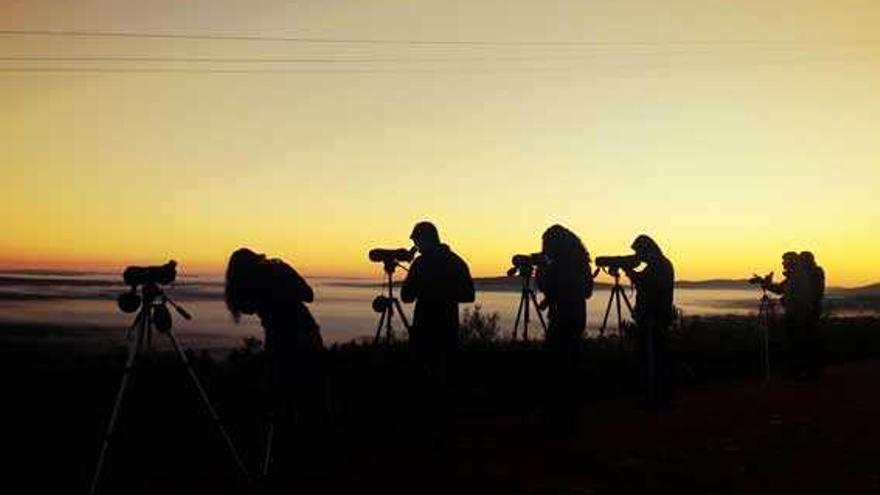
[0,268,101,276]
[330,276,880,294]
[833,283,880,297]
[674,279,753,290]
[475,277,762,292]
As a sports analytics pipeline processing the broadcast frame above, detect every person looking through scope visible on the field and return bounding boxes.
[534,224,594,428]
[622,235,675,409]
[401,221,475,396]
[763,251,825,380]
[224,248,323,485]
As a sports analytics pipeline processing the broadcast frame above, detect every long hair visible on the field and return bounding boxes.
[542,224,590,274]
[632,234,663,257]
[225,247,266,322]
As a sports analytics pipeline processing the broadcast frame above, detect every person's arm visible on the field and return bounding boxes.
[536,264,557,301]
[279,262,314,302]
[765,279,786,295]
[456,258,476,303]
[624,266,644,285]
[401,258,420,303]
[535,265,548,294]
[584,265,595,299]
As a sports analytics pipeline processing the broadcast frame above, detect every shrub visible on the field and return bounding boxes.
[460,304,501,344]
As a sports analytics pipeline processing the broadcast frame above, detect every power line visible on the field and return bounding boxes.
[0,54,871,75]
[1,28,879,47]
[3,50,870,64]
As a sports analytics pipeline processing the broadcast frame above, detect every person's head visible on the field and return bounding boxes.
[542,224,589,266]
[225,247,267,322]
[799,251,816,267]
[410,221,441,253]
[631,234,663,262]
[782,251,799,272]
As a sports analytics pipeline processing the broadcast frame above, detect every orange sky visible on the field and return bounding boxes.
[1,1,879,285]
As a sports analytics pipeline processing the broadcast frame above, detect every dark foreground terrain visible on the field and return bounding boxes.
[4,316,880,494]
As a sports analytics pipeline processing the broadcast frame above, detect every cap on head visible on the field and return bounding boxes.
[631,234,661,256]
[410,221,440,246]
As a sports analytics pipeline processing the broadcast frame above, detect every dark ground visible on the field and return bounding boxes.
[4,318,880,494]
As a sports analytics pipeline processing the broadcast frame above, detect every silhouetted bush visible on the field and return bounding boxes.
[460,304,501,344]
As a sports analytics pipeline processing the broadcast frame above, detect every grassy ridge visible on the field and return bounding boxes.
[5,315,880,493]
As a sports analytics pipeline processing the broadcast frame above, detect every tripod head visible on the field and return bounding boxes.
[369,247,416,275]
[598,265,627,287]
[507,253,549,293]
[117,261,191,334]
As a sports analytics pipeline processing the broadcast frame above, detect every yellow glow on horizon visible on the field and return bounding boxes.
[2,1,879,286]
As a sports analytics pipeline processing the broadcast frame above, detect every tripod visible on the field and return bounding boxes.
[599,270,635,340]
[756,288,777,381]
[89,283,249,495]
[373,260,411,345]
[511,265,547,341]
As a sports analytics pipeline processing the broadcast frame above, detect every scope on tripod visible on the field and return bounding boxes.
[368,247,417,264]
[595,255,640,275]
[507,252,549,277]
[368,248,413,344]
[749,271,774,287]
[116,260,189,331]
[91,260,246,494]
[123,260,178,287]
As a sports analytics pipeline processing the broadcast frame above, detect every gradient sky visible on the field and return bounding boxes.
[1,1,878,285]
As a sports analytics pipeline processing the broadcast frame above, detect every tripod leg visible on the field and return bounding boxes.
[619,289,636,345]
[615,287,624,334]
[759,300,771,381]
[600,288,615,335]
[392,298,412,333]
[164,330,250,481]
[529,290,548,334]
[384,305,395,343]
[373,308,387,345]
[512,292,525,340]
[764,317,771,381]
[620,289,635,316]
[645,319,656,407]
[89,319,142,495]
[262,420,275,477]
[523,290,531,341]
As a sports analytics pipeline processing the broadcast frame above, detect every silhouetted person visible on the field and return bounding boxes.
[766,251,817,379]
[225,248,323,486]
[800,251,825,321]
[800,251,825,379]
[401,221,475,395]
[766,251,800,303]
[624,235,675,409]
[535,224,593,428]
